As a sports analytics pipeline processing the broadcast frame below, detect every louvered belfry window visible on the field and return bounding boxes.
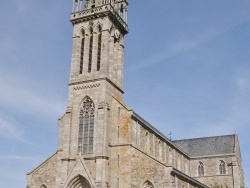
[78,97,95,154]
[97,30,102,71]
[79,37,85,74]
[88,31,93,73]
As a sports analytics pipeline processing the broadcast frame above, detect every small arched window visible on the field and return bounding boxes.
[40,185,47,188]
[143,181,154,188]
[78,97,95,154]
[144,132,149,152]
[198,162,204,176]
[158,141,162,160]
[219,160,226,175]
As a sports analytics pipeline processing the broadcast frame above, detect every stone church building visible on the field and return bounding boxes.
[27,0,245,187]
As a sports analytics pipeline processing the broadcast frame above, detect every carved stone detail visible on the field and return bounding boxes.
[74,83,100,90]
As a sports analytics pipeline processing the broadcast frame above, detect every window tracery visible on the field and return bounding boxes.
[78,97,95,154]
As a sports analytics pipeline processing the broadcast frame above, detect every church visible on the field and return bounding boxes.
[27,0,245,187]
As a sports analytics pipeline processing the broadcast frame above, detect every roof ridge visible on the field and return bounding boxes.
[173,134,235,142]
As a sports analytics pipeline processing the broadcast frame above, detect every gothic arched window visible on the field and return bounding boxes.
[198,162,204,176]
[79,30,85,74]
[78,97,95,154]
[219,160,226,174]
[88,28,93,73]
[40,185,47,188]
[97,26,102,71]
[143,181,154,188]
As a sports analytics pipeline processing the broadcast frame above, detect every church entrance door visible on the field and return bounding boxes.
[67,175,92,188]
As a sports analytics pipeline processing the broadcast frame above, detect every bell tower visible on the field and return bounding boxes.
[57,0,129,187]
[27,1,129,188]
[69,0,128,91]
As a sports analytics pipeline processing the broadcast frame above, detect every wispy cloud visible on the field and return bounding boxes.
[194,69,250,136]
[0,117,32,144]
[236,69,250,96]
[0,68,65,120]
[0,154,43,161]
[128,17,250,71]
[128,40,198,71]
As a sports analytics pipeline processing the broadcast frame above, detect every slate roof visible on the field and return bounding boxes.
[172,135,236,157]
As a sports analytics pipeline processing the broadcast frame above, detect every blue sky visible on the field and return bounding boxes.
[0,0,249,187]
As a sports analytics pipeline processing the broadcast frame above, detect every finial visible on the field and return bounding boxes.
[78,144,83,154]
[169,132,173,141]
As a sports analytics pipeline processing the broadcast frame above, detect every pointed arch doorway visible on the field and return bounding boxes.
[67,175,92,188]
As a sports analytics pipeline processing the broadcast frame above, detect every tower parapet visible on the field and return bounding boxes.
[71,0,128,33]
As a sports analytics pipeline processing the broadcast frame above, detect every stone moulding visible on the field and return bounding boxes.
[70,4,128,34]
[74,83,101,90]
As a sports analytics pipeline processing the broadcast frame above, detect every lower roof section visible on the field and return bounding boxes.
[171,168,209,188]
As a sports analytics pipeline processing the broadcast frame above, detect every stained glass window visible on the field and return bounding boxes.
[78,97,95,154]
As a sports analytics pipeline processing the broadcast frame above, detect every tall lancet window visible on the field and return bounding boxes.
[78,97,95,154]
[219,160,226,174]
[88,29,93,73]
[198,162,204,176]
[97,26,102,71]
[79,31,85,74]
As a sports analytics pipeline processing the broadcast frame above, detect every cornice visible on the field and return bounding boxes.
[68,77,124,94]
[70,4,128,34]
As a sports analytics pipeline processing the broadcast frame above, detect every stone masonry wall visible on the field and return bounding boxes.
[27,153,57,188]
[190,156,234,187]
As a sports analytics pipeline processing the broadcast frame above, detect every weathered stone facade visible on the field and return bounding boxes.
[27,1,245,188]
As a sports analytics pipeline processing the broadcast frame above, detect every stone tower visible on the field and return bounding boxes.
[27,0,129,188]
[60,0,128,187]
